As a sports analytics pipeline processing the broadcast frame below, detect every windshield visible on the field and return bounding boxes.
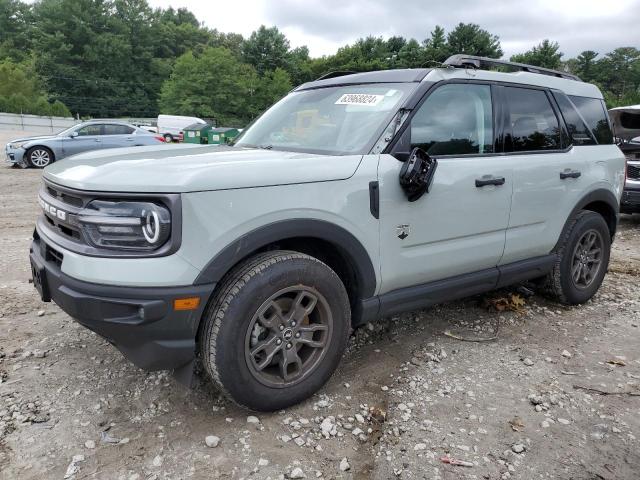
[235,83,415,155]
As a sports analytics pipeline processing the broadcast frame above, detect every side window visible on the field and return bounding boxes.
[103,124,135,135]
[553,93,596,145]
[504,87,561,152]
[410,83,494,156]
[76,124,102,136]
[568,96,614,144]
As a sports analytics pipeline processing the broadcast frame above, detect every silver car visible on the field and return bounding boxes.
[5,120,164,168]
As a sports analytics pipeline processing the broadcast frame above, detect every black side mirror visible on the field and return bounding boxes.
[399,147,437,202]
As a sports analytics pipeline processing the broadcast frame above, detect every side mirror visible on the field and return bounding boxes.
[399,147,437,202]
[69,131,79,138]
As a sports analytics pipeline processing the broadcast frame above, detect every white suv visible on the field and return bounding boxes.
[30,55,626,411]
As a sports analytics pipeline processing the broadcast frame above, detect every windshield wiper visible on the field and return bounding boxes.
[256,144,273,150]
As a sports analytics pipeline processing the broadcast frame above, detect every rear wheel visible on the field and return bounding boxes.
[26,147,54,168]
[199,251,351,411]
[545,210,611,304]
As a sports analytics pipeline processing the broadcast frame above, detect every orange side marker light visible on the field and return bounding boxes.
[173,297,201,311]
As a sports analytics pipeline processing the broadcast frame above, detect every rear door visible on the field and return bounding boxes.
[378,82,512,294]
[100,124,137,149]
[500,86,586,264]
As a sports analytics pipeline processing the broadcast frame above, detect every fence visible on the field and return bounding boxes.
[0,112,79,134]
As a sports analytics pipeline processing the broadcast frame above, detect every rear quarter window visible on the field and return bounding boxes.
[552,93,596,145]
[567,96,613,145]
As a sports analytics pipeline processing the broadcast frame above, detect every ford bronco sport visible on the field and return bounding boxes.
[30,55,626,411]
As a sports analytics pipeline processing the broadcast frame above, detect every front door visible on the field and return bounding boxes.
[378,82,512,295]
[63,124,103,157]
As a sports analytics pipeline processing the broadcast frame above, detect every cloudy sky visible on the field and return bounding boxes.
[149,0,640,59]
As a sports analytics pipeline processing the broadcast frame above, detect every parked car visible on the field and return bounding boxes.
[157,114,206,143]
[30,56,625,411]
[609,105,640,214]
[5,120,164,168]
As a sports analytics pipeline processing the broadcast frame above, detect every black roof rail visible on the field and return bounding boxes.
[315,70,357,81]
[444,54,581,82]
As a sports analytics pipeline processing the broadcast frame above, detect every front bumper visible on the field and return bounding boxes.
[5,144,25,164]
[29,234,215,373]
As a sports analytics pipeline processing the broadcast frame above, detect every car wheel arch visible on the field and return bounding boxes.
[553,188,619,252]
[193,219,378,324]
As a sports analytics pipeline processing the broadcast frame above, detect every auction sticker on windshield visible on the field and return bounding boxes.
[335,93,384,106]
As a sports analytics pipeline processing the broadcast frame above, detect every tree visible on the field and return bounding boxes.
[159,47,259,126]
[397,39,425,68]
[423,25,449,65]
[0,59,71,115]
[0,0,32,60]
[446,23,503,58]
[568,50,599,81]
[242,25,290,76]
[510,39,563,69]
[250,68,292,117]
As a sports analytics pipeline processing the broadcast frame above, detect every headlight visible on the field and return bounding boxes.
[78,200,171,251]
[9,142,26,149]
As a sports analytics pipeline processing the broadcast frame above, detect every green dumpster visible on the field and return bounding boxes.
[207,127,240,145]
[183,123,213,144]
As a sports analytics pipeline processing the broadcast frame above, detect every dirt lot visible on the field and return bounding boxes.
[1,134,640,479]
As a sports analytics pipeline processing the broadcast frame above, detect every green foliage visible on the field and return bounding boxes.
[446,23,503,59]
[159,47,260,126]
[510,40,563,69]
[0,0,638,121]
[0,59,71,116]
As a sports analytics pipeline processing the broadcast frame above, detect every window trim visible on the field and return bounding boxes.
[386,78,575,161]
[500,84,569,154]
[388,79,500,160]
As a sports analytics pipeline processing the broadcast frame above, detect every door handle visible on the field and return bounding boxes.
[475,175,506,187]
[560,169,581,179]
[94,139,101,142]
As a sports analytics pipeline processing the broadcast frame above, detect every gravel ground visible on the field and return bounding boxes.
[1,133,639,479]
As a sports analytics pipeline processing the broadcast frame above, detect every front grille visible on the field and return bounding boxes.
[628,164,640,180]
[625,152,640,161]
[46,185,84,208]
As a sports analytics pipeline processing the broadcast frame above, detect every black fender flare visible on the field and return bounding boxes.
[193,219,377,299]
[553,188,619,252]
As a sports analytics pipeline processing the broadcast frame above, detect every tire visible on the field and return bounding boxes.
[199,251,351,411]
[26,147,54,168]
[163,134,173,143]
[545,210,611,304]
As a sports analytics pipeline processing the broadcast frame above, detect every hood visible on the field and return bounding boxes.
[43,144,364,193]
[609,105,640,142]
[9,134,57,145]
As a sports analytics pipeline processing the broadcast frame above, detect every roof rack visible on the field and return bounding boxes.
[444,55,581,82]
[315,70,357,81]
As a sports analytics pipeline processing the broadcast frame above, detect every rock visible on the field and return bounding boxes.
[152,455,163,467]
[37,310,45,317]
[289,467,306,479]
[247,415,260,424]
[381,386,389,391]
[511,443,526,454]
[522,358,534,366]
[84,440,96,449]
[64,454,85,479]
[258,458,269,467]
[558,418,570,425]
[205,435,220,448]
[561,350,572,358]
[414,443,427,450]
[320,417,337,438]
[339,458,351,472]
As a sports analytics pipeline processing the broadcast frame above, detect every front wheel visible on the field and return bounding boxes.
[163,134,173,143]
[26,147,54,168]
[545,210,611,304]
[199,251,351,411]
